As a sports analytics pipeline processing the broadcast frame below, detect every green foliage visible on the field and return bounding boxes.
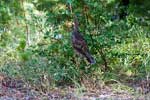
[0,32,11,47]
[17,39,26,51]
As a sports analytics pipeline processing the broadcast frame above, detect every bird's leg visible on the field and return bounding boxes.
[73,54,80,67]
[86,63,91,68]
[76,54,81,67]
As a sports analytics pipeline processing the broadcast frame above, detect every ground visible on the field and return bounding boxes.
[0,74,150,100]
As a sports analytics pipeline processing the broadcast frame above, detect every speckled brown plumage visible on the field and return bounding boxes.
[71,16,95,64]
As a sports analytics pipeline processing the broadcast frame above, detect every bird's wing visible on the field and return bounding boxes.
[72,32,88,52]
[71,31,96,64]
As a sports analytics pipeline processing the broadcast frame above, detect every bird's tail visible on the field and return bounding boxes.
[85,52,96,64]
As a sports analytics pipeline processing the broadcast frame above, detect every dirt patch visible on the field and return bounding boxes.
[0,74,150,100]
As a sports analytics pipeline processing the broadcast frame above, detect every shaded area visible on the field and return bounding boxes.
[1,74,150,100]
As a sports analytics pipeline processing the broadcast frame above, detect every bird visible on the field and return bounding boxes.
[71,16,96,64]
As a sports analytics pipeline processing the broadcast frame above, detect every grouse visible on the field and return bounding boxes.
[71,16,96,64]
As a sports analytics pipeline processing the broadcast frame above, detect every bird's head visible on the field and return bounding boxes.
[73,15,79,31]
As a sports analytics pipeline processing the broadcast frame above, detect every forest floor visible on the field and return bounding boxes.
[0,74,150,100]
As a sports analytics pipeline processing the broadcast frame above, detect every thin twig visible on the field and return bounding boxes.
[21,0,30,46]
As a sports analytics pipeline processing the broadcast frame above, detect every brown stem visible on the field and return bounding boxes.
[93,2,109,71]
[21,0,30,46]
[98,48,109,71]
[15,17,19,26]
